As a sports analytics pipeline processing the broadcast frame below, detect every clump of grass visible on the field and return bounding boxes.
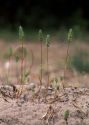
[71,50,89,73]
[51,77,59,90]
[46,34,50,87]
[64,110,69,125]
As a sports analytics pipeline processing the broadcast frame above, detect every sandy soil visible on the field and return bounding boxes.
[0,85,89,125]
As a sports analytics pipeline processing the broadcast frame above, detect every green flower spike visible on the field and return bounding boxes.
[68,28,73,43]
[19,26,24,41]
[39,29,43,41]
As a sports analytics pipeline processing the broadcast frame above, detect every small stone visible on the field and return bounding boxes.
[48,86,53,95]
[27,83,36,90]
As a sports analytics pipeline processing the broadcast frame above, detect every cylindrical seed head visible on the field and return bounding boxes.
[39,29,43,41]
[68,28,73,43]
[19,26,24,41]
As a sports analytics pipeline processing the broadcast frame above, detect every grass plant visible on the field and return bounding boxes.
[39,29,43,85]
[46,34,50,87]
[64,110,69,125]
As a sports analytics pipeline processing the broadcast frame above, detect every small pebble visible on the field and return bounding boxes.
[27,83,36,90]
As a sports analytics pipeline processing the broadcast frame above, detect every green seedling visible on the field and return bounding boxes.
[63,28,73,88]
[51,77,59,90]
[64,110,69,124]
[46,34,50,87]
[39,29,43,85]
[51,77,59,97]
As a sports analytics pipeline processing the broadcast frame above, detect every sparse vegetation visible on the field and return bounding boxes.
[0,26,89,125]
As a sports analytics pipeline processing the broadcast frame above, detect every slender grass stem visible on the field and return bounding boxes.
[63,28,73,89]
[40,38,43,85]
[39,29,43,86]
[46,34,50,87]
[47,46,49,86]
[63,41,71,88]
[21,40,24,84]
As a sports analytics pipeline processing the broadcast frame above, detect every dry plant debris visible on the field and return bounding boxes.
[42,105,57,125]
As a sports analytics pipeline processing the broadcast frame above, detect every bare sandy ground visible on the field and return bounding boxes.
[0,86,89,125]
